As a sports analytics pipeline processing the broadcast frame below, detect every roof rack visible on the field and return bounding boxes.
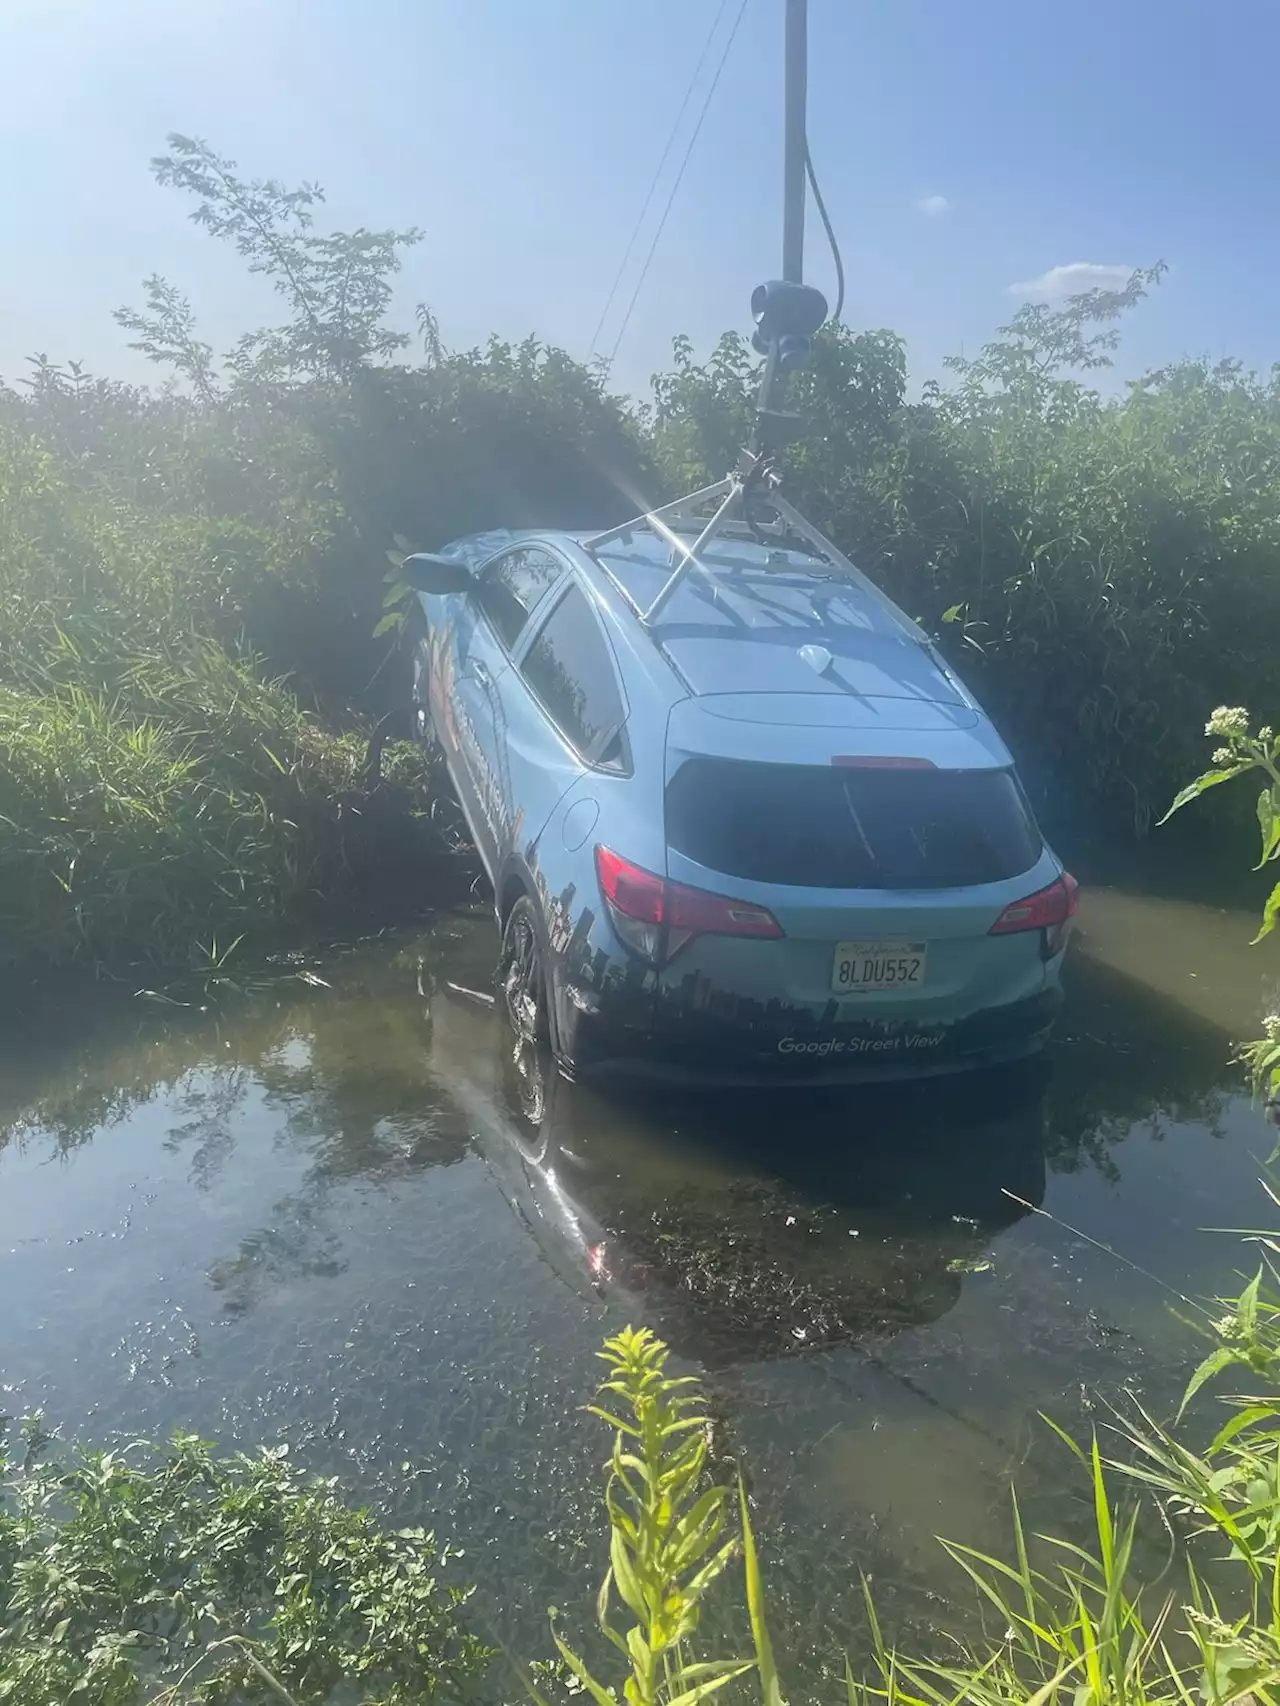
[582,461,928,645]
[582,268,927,647]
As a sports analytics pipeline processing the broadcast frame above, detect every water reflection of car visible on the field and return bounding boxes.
[405,521,1077,1088]
[426,975,1048,1371]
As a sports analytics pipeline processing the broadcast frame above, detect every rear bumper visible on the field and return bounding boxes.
[560,983,1064,1088]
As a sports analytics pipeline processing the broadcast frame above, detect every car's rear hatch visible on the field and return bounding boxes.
[653,694,1061,1069]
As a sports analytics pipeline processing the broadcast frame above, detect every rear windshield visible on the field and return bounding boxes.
[665,758,1042,890]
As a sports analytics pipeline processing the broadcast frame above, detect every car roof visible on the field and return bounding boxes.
[440,525,966,709]
[580,528,964,706]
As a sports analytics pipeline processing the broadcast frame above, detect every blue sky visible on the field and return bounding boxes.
[2,0,1276,402]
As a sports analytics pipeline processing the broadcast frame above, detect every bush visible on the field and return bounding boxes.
[0,139,665,984]
[0,1424,489,1705]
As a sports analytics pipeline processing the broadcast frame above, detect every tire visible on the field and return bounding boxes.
[498,897,552,1049]
[497,897,555,1127]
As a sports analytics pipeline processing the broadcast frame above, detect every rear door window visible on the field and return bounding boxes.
[666,759,1041,889]
[518,582,627,768]
[475,547,564,650]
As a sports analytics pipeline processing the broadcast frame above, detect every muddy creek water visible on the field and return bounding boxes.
[1,875,1276,1672]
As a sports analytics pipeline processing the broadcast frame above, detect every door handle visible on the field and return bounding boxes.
[468,658,493,689]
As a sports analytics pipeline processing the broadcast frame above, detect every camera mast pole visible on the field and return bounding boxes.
[584,0,838,627]
[782,0,807,284]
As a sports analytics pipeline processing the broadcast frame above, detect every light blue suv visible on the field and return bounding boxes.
[404,504,1076,1086]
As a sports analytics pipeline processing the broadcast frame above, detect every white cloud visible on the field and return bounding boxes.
[916,193,950,216]
[1008,262,1133,301]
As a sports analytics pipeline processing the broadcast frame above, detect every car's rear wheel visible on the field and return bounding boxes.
[499,897,551,1048]
[498,897,554,1124]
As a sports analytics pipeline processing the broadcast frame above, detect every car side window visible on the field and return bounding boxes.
[518,582,628,769]
[474,547,563,650]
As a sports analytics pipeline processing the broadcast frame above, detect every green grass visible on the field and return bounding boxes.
[0,424,445,983]
[0,658,442,979]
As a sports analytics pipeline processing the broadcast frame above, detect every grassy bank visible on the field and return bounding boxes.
[0,660,445,983]
[0,387,453,984]
[6,134,1280,981]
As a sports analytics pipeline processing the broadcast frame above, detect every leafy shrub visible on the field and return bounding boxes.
[0,1424,489,1705]
[549,1327,758,1706]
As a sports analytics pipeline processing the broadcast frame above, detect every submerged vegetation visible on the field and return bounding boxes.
[4,134,1280,979]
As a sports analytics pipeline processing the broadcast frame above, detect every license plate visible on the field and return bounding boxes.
[832,940,927,994]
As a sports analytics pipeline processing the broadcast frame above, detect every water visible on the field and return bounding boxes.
[1,878,1275,1673]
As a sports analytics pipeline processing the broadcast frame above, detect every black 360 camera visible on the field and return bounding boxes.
[750,279,829,372]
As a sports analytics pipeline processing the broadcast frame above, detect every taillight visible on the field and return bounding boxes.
[595,846,783,966]
[990,872,1079,956]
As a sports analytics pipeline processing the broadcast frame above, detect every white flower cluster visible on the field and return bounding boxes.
[1263,1013,1280,1044]
[1206,705,1250,740]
